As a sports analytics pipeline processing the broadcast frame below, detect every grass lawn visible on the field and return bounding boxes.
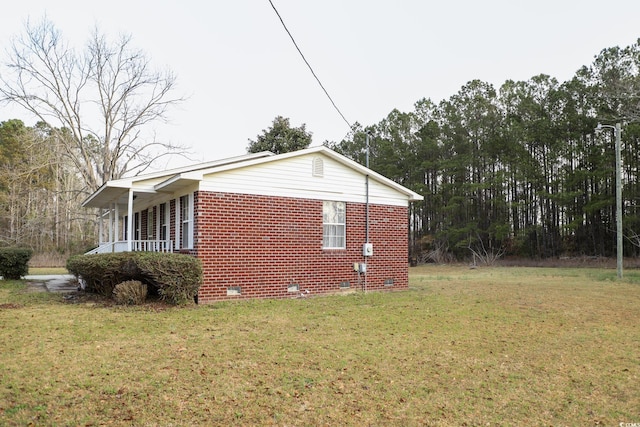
[1,265,639,426]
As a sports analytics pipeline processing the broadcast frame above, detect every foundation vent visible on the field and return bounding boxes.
[227,286,242,296]
[288,284,300,292]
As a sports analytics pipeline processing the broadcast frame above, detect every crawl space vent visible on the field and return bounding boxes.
[227,286,242,296]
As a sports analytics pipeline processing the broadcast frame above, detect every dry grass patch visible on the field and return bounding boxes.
[27,267,68,276]
[1,266,639,425]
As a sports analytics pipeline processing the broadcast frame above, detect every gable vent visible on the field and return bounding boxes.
[312,157,324,177]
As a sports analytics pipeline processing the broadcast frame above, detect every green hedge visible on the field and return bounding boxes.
[66,252,202,304]
[0,248,33,280]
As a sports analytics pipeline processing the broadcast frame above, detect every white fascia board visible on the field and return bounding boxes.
[81,180,132,207]
[121,151,274,181]
[154,171,203,193]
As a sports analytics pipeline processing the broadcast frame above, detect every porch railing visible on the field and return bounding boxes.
[86,240,174,255]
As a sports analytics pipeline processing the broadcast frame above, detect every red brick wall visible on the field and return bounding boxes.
[194,191,409,303]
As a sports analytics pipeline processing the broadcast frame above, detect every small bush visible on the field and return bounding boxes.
[113,280,148,305]
[66,252,202,304]
[0,248,33,280]
[135,253,203,304]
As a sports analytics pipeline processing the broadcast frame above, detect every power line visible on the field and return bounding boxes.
[267,0,352,130]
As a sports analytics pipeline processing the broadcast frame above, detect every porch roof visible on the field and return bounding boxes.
[82,151,273,208]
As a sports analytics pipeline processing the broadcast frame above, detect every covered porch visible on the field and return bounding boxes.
[81,152,272,255]
[82,173,198,255]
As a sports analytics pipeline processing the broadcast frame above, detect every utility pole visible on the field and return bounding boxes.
[596,122,623,279]
[615,122,623,279]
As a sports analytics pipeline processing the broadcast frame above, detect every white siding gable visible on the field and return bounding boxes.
[199,152,411,206]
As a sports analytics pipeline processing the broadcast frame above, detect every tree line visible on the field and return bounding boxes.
[328,40,640,261]
[0,120,93,254]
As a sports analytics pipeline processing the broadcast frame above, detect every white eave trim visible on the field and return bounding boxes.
[81,181,131,208]
[155,171,203,192]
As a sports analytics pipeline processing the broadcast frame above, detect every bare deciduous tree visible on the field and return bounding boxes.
[0,18,187,193]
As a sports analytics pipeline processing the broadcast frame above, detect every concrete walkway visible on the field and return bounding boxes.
[23,275,78,293]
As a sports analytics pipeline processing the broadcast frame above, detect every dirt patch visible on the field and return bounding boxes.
[61,290,114,306]
[24,281,47,292]
[0,303,22,309]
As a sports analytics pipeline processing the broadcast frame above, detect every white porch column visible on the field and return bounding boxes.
[108,205,114,245]
[98,209,104,244]
[114,203,120,245]
[127,189,134,251]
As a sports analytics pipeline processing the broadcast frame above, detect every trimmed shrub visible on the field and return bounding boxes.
[66,253,132,296]
[113,280,147,305]
[66,252,202,304]
[0,248,33,280]
[134,253,203,305]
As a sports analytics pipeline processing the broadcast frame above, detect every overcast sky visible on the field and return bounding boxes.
[1,0,640,169]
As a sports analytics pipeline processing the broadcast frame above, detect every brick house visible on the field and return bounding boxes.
[82,146,423,303]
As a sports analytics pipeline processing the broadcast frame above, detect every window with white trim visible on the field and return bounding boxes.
[323,201,345,249]
[134,212,140,240]
[147,209,154,239]
[179,194,194,249]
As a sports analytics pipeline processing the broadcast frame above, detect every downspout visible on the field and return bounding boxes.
[365,133,370,244]
[364,133,370,293]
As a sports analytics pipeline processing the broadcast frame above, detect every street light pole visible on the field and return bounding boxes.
[596,122,623,279]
